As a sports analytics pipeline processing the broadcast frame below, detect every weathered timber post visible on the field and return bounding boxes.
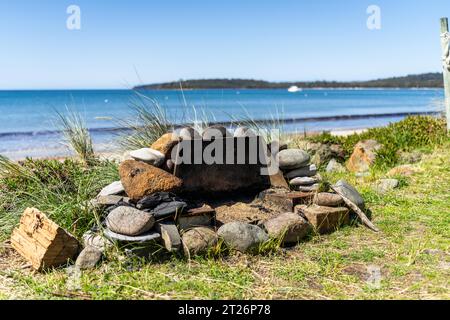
[440,18,450,131]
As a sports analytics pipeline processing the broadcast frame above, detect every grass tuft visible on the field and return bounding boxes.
[55,110,96,166]
[117,93,172,150]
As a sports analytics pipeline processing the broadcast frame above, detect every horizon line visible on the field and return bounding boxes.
[0,71,443,91]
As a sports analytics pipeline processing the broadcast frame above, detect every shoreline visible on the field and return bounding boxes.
[0,111,438,139]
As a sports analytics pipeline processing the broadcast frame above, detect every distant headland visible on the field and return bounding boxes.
[134,73,444,90]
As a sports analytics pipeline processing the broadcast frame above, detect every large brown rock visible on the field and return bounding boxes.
[151,133,179,159]
[182,227,218,256]
[119,160,183,200]
[296,205,349,234]
[263,213,311,244]
[347,140,382,173]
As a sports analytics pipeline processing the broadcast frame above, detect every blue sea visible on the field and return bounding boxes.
[0,89,444,160]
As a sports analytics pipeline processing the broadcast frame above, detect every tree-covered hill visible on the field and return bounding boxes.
[134,73,444,90]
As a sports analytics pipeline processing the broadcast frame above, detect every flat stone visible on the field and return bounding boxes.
[156,222,182,252]
[119,160,183,201]
[313,193,344,207]
[182,227,218,256]
[82,231,113,253]
[326,159,346,173]
[295,184,320,192]
[332,180,365,210]
[129,148,165,167]
[375,179,399,194]
[277,149,310,170]
[104,229,161,243]
[290,176,318,186]
[75,246,102,270]
[263,213,311,244]
[90,195,130,209]
[234,126,256,137]
[285,164,317,179]
[98,181,125,197]
[347,140,382,173]
[106,206,155,236]
[296,205,350,234]
[217,222,269,252]
[177,204,216,230]
[151,133,179,158]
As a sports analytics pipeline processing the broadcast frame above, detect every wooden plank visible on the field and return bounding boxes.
[441,17,450,131]
[11,208,80,271]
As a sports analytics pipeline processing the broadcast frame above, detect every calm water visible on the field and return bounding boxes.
[0,89,444,159]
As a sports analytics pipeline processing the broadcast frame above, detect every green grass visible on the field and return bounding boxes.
[0,157,119,241]
[1,141,449,300]
[307,116,448,168]
[55,110,96,166]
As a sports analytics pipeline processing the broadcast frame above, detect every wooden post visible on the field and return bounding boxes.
[440,18,450,131]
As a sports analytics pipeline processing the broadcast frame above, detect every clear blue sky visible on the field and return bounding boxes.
[0,0,449,89]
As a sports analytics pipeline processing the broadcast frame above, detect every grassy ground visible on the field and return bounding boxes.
[0,142,449,300]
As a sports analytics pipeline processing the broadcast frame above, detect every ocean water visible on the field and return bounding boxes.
[0,89,444,160]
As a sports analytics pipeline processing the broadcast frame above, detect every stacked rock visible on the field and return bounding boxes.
[276,148,321,192]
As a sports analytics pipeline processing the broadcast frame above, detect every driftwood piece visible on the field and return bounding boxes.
[11,208,80,271]
[331,186,380,232]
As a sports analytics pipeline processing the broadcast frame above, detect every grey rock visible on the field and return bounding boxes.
[99,181,124,197]
[375,178,399,194]
[267,140,288,156]
[156,222,182,252]
[202,125,231,140]
[263,213,311,244]
[217,222,269,252]
[333,180,365,209]
[285,164,317,179]
[398,151,422,164]
[104,229,161,243]
[129,148,165,167]
[326,159,346,173]
[295,184,320,192]
[178,127,201,140]
[90,195,130,209]
[277,149,310,170]
[82,231,113,253]
[234,126,256,138]
[290,176,318,186]
[106,206,155,236]
[166,159,175,172]
[311,144,333,166]
[182,227,218,256]
[313,193,344,207]
[75,246,102,270]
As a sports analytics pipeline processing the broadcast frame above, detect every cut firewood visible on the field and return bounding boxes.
[331,186,380,232]
[10,208,80,271]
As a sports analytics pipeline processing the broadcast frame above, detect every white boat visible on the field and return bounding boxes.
[288,86,302,93]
